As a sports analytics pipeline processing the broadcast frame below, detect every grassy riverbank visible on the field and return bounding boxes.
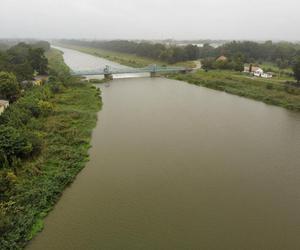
[169,70,300,111]
[54,43,196,68]
[0,49,101,249]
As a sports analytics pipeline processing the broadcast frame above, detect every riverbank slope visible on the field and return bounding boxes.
[169,70,300,111]
[0,49,101,249]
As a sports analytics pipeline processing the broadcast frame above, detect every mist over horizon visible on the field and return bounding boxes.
[1,0,300,42]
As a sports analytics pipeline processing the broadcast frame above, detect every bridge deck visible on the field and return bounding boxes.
[71,65,189,76]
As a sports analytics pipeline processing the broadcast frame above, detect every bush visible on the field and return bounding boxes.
[0,126,33,167]
[50,82,63,93]
[38,100,54,116]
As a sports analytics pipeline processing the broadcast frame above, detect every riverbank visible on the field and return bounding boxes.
[54,43,196,68]
[0,49,101,249]
[169,70,300,111]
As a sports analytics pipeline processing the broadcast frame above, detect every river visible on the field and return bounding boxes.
[27,47,300,250]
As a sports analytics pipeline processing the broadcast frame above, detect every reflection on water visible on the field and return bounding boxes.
[28,47,300,250]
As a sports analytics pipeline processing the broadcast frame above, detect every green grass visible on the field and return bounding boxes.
[54,42,196,68]
[169,70,300,111]
[45,49,70,76]
[0,49,101,249]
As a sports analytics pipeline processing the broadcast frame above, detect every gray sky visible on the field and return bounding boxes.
[0,0,299,41]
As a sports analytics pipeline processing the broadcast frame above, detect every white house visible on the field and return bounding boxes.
[253,68,264,77]
[244,65,272,78]
[0,100,9,115]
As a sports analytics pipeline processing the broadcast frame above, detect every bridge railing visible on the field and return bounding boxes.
[71,64,188,76]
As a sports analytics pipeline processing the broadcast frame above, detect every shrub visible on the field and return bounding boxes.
[50,82,63,93]
[0,125,33,167]
[38,100,54,116]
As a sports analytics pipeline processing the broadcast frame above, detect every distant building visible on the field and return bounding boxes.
[216,56,228,62]
[244,65,272,78]
[261,72,273,78]
[253,68,264,77]
[21,76,49,88]
[244,65,263,73]
[0,100,9,115]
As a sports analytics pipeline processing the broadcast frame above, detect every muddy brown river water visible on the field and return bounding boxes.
[27,47,300,250]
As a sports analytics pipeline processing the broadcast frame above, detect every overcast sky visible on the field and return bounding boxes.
[0,0,299,41]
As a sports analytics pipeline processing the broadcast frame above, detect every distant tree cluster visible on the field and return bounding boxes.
[60,39,199,64]
[0,42,49,81]
[202,56,244,72]
[199,41,300,69]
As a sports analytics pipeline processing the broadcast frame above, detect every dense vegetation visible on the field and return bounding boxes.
[0,46,101,249]
[199,41,300,68]
[169,70,300,111]
[201,56,244,72]
[59,39,199,64]
[0,42,48,82]
[293,57,300,83]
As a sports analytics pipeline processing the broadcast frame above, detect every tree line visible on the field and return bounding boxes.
[199,41,300,69]
[60,39,200,64]
[0,42,49,83]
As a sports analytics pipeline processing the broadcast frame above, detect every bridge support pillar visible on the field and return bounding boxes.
[150,72,157,77]
[104,73,113,80]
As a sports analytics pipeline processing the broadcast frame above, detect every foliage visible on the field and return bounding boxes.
[0,71,21,102]
[292,57,300,83]
[45,49,70,83]
[201,57,244,72]
[199,40,300,69]
[0,126,32,167]
[0,48,101,249]
[0,42,49,81]
[59,39,199,64]
[29,48,48,74]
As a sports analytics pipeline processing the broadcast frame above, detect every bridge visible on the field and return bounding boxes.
[71,65,191,79]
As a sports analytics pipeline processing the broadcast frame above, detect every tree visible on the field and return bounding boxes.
[29,48,48,74]
[6,43,34,81]
[201,58,215,71]
[0,72,20,102]
[292,57,300,83]
[184,45,199,60]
